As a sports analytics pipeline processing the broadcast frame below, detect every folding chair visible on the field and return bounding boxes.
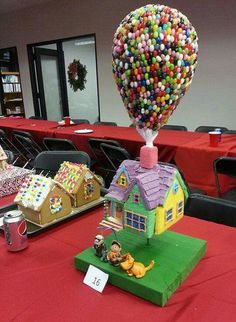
[0,129,26,165]
[88,138,120,168]
[29,116,43,120]
[71,119,90,124]
[213,157,236,201]
[223,130,236,134]
[185,193,236,227]
[100,143,131,187]
[43,137,78,151]
[34,150,90,177]
[162,125,187,131]
[195,126,228,133]
[94,121,117,126]
[12,130,42,168]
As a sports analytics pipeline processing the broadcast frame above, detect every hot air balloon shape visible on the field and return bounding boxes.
[112,4,198,167]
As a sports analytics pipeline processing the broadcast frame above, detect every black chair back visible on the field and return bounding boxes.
[223,130,236,134]
[13,130,42,152]
[88,138,120,167]
[195,126,228,133]
[71,119,90,124]
[12,130,42,168]
[213,157,236,200]
[162,125,187,131]
[43,137,78,151]
[94,121,117,126]
[185,193,236,227]
[100,143,131,171]
[29,116,43,120]
[34,151,90,176]
[0,129,27,165]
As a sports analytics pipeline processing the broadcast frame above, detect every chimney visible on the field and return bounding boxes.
[140,145,158,169]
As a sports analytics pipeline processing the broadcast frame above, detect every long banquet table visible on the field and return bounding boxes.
[0,206,236,322]
[1,117,236,196]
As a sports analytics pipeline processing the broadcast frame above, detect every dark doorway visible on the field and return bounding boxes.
[28,44,68,120]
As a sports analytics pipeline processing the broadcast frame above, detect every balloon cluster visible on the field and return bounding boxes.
[112,4,198,132]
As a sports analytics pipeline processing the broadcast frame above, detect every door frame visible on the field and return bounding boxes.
[27,33,101,121]
[28,45,69,119]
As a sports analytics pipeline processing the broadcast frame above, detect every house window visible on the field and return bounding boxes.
[125,211,146,232]
[118,174,127,188]
[84,182,94,199]
[133,193,140,204]
[177,200,183,215]
[172,182,179,194]
[166,208,173,223]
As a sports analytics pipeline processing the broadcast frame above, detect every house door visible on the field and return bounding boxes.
[111,202,123,225]
[28,46,69,120]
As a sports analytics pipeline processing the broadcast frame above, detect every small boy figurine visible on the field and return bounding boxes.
[107,240,122,266]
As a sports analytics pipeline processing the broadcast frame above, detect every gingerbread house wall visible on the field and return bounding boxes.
[19,185,72,225]
[75,178,100,208]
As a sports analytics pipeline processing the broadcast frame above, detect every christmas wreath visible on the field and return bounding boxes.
[67,59,87,92]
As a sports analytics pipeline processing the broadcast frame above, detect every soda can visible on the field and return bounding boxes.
[3,210,28,252]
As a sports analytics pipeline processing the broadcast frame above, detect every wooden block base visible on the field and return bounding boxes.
[74,229,206,306]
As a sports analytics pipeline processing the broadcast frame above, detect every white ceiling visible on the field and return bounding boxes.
[0,0,52,15]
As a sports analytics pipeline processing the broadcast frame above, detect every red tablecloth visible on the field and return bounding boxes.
[0,118,59,145]
[0,207,235,322]
[53,125,204,162]
[1,119,236,196]
[15,119,59,144]
[175,133,236,196]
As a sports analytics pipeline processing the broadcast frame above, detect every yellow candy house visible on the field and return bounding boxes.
[102,160,189,240]
[54,161,101,207]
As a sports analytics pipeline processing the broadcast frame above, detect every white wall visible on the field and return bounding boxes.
[63,38,99,123]
[0,0,235,130]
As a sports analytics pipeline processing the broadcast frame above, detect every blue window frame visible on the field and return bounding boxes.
[177,200,183,215]
[172,182,179,194]
[125,211,146,232]
[166,208,173,223]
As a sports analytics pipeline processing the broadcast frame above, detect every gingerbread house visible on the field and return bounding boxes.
[14,174,72,225]
[101,160,188,239]
[54,162,101,207]
[0,165,32,198]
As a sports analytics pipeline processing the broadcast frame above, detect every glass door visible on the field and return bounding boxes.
[35,48,69,121]
[28,34,100,122]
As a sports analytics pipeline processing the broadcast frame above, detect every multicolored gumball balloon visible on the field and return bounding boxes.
[112,4,198,143]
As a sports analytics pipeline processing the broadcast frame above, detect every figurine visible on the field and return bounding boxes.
[93,234,107,259]
[120,253,155,278]
[107,240,123,266]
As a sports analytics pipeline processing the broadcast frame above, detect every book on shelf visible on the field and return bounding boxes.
[3,83,21,93]
[1,74,19,83]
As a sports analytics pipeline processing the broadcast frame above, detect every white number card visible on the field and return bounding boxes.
[83,265,109,293]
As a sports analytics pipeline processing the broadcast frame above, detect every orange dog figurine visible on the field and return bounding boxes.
[120,253,155,278]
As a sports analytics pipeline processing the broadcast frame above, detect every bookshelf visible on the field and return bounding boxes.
[0,71,25,116]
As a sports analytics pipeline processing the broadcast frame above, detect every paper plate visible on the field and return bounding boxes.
[74,129,94,134]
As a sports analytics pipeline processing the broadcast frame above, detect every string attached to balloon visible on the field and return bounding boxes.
[112,4,198,167]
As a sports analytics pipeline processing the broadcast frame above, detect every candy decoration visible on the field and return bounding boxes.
[112,4,198,142]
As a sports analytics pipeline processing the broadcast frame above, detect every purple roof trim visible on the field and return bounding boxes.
[106,160,177,209]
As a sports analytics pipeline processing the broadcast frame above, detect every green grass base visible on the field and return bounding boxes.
[74,230,206,306]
